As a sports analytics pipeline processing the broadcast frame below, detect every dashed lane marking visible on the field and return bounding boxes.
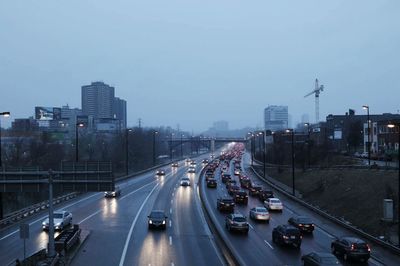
[169,220,172,227]
[169,236,173,245]
[264,240,274,249]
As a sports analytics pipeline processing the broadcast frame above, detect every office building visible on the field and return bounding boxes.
[264,105,289,131]
[82,82,115,119]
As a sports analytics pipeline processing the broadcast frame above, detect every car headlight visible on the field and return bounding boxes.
[149,220,153,224]
[162,220,166,225]
[42,222,46,226]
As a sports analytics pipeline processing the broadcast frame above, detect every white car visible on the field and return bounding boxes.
[180,177,191,186]
[264,198,283,211]
[42,211,72,231]
[249,207,270,222]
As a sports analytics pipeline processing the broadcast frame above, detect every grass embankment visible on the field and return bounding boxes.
[264,166,398,239]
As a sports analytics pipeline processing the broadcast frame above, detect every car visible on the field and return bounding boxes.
[258,190,274,201]
[206,178,217,188]
[225,179,237,189]
[221,173,231,183]
[155,169,166,177]
[190,161,197,167]
[233,190,248,204]
[288,216,315,233]
[228,185,241,196]
[264,198,283,211]
[185,158,191,165]
[225,213,249,233]
[148,210,168,229]
[180,177,190,186]
[234,169,241,175]
[248,185,262,196]
[249,207,270,222]
[187,167,196,174]
[331,237,371,262]
[104,186,121,197]
[42,211,72,231]
[171,162,179,168]
[240,179,251,189]
[202,159,209,165]
[272,225,302,248]
[301,252,342,266]
[217,198,235,213]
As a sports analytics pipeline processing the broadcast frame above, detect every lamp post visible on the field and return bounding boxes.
[153,130,158,166]
[181,134,184,158]
[0,112,11,168]
[0,112,10,220]
[125,128,132,175]
[388,122,400,245]
[304,123,311,168]
[75,123,84,162]
[363,105,371,166]
[170,133,174,162]
[286,129,295,196]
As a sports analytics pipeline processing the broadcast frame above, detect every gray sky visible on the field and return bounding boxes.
[1,0,399,132]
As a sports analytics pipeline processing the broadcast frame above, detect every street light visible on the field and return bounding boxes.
[388,122,400,245]
[75,123,84,162]
[153,130,158,166]
[181,134,184,158]
[304,123,311,168]
[170,133,175,162]
[125,128,133,175]
[363,105,371,166]
[0,112,11,168]
[286,128,295,196]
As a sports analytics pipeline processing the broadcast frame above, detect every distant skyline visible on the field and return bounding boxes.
[1,1,399,132]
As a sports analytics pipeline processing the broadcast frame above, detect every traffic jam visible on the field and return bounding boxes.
[203,143,372,265]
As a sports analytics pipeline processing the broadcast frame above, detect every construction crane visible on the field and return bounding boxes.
[304,78,324,123]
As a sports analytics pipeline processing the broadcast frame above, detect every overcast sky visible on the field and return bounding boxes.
[1,0,399,132]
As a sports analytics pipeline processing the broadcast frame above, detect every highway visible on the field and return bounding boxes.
[0,156,223,266]
[200,151,400,266]
[1,148,400,266]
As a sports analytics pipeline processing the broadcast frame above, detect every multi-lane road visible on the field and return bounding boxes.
[1,149,400,266]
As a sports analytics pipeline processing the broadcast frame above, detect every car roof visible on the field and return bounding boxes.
[342,237,366,243]
[150,210,165,215]
[231,213,245,218]
[269,197,280,200]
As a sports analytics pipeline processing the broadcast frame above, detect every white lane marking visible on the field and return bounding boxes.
[171,199,173,204]
[170,208,172,214]
[171,263,175,266]
[264,240,274,249]
[248,223,254,230]
[119,181,155,200]
[0,192,101,241]
[119,184,159,266]
[169,236,173,245]
[285,207,293,214]
[79,209,102,224]
[169,220,172,227]
[172,192,174,196]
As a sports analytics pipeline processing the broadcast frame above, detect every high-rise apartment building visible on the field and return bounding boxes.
[264,105,289,131]
[113,97,127,129]
[82,82,115,119]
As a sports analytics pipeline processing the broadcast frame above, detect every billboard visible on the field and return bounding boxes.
[35,107,61,120]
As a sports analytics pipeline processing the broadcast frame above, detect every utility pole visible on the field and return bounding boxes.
[47,170,55,257]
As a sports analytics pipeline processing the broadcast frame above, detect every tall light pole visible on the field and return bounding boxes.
[304,123,311,168]
[153,130,158,166]
[363,105,371,166]
[170,133,174,162]
[388,122,400,245]
[181,134,184,158]
[286,129,295,196]
[262,131,266,179]
[75,123,84,162]
[0,112,10,220]
[0,112,11,168]
[125,128,132,175]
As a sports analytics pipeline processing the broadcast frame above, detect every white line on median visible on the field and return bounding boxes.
[169,220,172,227]
[119,184,159,266]
[170,208,172,214]
[264,240,274,249]
[169,236,172,245]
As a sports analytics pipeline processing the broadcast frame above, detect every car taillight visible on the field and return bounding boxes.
[351,244,355,251]
[367,244,371,252]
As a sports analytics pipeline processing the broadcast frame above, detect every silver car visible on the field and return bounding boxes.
[42,211,72,231]
[249,207,270,222]
[264,198,283,211]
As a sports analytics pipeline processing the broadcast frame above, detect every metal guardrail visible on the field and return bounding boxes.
[249,165,400,256]
[0,192,78,227]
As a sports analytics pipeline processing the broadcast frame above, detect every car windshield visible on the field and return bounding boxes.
[182,177,189,181]
[256,208,267,213]
[297,217,312,223]
[150,212,165,218]
[233,217,246,222]
[271,199,281,204]
[53,213,63,219]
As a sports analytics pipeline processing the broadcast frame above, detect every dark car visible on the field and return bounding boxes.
[249,185,262,196]
[233,190,248,205]
[258,190,274,201]
[228,185,241,196]
[272,225,302,248]
[155,169,166,177]
[288,216,315,233]
[104,186,121,198]
[226,179,237,189]
[331,237,370,262]
[148,210,167,229]
[240,179,251,189]
[206,178,217,188]
[225,213,249,234]
[202,159,209,164]
[171,162,179,168]
[217,198,235,213]
[221,173,231,183]
[302,252,342,266]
